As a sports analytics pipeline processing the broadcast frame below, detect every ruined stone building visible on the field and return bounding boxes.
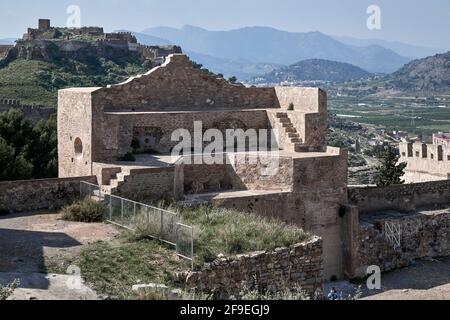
[58,53,348,279]
[56,53,449,282]
[399,142,450,183]
[0,19,182,70]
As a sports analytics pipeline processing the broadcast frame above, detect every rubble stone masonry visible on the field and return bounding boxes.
[181,236,323,297]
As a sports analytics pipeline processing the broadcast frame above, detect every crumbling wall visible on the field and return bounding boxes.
[181,237,323,298]
[348,180,450,214]
[399,142,450,183]
[0,176,97,213]
[0,99,55,122]
[94,54,277,112]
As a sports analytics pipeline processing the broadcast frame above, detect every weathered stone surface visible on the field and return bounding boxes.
[181,236,323,297]
[0,176,97,213]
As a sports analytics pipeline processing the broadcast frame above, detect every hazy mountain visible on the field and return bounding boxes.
[186,51,283,80]
[333,35,448,59]
[142,25,411,73]
[252,59,371,84]
[386,51,450,93]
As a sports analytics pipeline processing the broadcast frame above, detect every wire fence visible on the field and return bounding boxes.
[80,182,194,269]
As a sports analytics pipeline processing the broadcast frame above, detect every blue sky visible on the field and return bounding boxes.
[1,0,450,48]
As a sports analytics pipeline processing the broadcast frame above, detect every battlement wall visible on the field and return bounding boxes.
[0,99,55,122]
[399,142,450,183]
[348,179,450,214]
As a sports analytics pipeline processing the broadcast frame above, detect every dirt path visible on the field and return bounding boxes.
[326,256,450,300]
[0,211,120,300]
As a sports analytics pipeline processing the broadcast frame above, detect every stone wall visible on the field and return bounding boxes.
[181,236,323,297]
[292,148,349,280]
[399,142,450,183]
[94,54,277,112]
[58,88,96,178]
[112,167,182,202]
[0,101,55,123]
[211,191,304,226]
[354,209,450,278]
[0,176,97,213]
[98,109,271,159]
[348,180,450,214]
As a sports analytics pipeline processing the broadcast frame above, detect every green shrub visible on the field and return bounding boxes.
[288,103,295,111]
[62,198,106,223]
[178,206,311,266]
[0,279,19,300]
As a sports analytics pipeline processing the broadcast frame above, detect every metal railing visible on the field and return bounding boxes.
[80,181,194,268]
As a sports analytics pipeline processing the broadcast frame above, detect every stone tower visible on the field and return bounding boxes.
[38,19,51,32]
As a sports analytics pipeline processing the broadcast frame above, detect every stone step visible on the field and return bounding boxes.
[295,145,315,153]
[284,127,297,133]
[287,132,299,138]
[276,112,288,118]
[279,117,291,123]
[290,138,302,143]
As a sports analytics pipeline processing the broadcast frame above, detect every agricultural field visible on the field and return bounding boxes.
[329,96,450,138]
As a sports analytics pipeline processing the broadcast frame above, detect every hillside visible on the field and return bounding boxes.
[0,58,147,107]
[386,51,450,93]
[0,21,181,107]
[142,25,411,74]
[251,59,371,84]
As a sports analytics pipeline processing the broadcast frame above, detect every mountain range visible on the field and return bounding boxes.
[386,51,450,93]
[332,35,448,59]
[139,25,411,77]
[252,59,372,84]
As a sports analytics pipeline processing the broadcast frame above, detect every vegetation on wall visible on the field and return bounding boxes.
[0,109,57,181]
[375,145,407,187]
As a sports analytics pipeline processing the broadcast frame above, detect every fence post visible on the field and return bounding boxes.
[191,227,194,271]
[79,182,82,200]
[176,223,179,256]
[109,195,112,221]
[121,198,124,222]
[160,210,164,239]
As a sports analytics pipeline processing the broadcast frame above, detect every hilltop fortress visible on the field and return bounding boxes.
[0,19,181,69]
[0,46,448,288]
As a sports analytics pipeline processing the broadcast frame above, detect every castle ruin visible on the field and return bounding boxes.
[58,53,348,279]
[399,142,450,183]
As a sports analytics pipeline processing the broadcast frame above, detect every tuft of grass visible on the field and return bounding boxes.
[78,240,188,299]
[0,279,20,300]
[62,198,106,223]
[176,205,311,266]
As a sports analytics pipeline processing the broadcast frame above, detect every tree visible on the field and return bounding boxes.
[0,109,58,181]
[375,145,407,187]
[228,76,238,84]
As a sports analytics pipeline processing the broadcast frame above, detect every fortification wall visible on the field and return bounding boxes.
[292,148,349,280]
[111,167,182,202]
[93,54,277,112]
[348,180,450,214]
[0,99,55,122]
[0,45,13,58]
[355,210,449,277]
[399,142,450,183]
[0,176,96,213]
[94,109,271,162]
[181,237,323,297]
[58,88,97,178]
[342,205,450,278]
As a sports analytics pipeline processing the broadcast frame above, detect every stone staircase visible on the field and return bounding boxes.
[101,168,131,195]
[276,112,304,152]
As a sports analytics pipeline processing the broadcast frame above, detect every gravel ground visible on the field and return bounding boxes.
[0,211,120,300]
[325,256,450,300]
